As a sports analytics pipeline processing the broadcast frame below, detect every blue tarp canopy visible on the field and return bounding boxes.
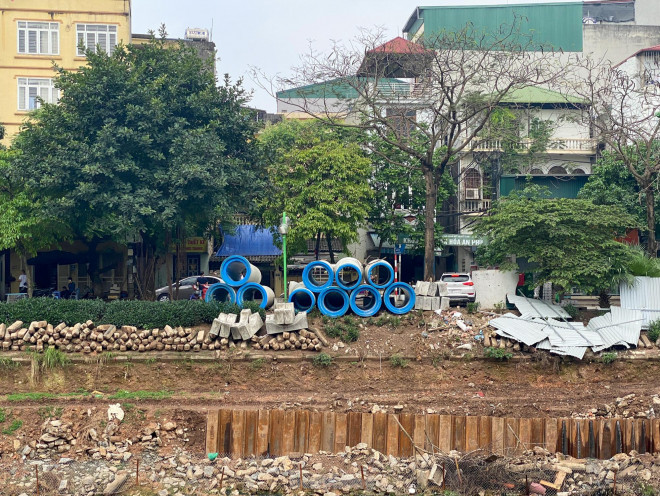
[216,225,281,260]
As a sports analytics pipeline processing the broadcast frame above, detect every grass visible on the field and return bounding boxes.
[601,352,618,364]
[483,347,513,361]
[389,353,409,368]
[324,316,360,342]
[2,419,23,435]
[312,352,334,368]
[7,390,89,401]
[0,357,20,369]
[466,302,480,314]
[37,406,63,420]
[249,358,266,371]
[0,408,5,423]
[108,390,173,400]
[41,347,71,369]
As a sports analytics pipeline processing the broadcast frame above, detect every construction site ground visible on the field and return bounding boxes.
[1,308,659,462]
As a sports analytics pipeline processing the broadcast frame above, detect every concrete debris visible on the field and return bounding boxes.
[489,303,643,359]
[107,404,124,422]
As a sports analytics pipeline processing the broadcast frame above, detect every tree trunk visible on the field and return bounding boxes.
[19,253,32,297]
[315,231,321,261]
[423,164,438,280]
[646,185,657,257]
[326,232,335,264]
[165,232,173,300]
[86,238,104,298]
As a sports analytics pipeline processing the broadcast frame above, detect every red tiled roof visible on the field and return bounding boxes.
[615,44,660,67]
[368,37,427,54]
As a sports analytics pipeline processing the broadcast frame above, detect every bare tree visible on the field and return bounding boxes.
[571,54,660,256]
[267,21,574,279]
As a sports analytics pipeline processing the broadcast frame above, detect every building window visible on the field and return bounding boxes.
[76,24,118,56]
[17,21,59,55]
[17,78,59,111]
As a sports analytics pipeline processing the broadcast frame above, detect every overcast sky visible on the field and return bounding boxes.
[132,0,577,112]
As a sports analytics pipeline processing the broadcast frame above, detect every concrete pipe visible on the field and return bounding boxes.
[204,283,236,304]
[288,287,316,313]
[334,257,363,291]
[302,260,334,293]
[220,256,262,287]
[383,282,416,315]
[318,286,350,318]
[349,284,382,317]
[236,283,275,309]
[364,259,395,289]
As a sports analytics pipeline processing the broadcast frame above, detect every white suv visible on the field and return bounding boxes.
[440,273,476,305]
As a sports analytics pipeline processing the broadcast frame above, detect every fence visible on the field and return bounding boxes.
[206,408,660,460]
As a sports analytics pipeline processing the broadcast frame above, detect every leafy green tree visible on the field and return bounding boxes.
[0,150,68,295]
[579,150,653,233]
[473,185,637,293]
[258,120,372,263]
[14,36,260,298]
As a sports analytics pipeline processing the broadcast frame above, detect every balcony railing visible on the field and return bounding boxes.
[472,138,598,154]
[461,199,491,213]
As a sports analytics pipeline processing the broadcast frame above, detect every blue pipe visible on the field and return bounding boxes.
[318,286,349,317]
[236,283,270,309]
[220,255,255,287]
[383,283,416,315]
[288,287,316,313]
[365,260,395,289]
[302,261,334,293]
[349,284,382,317]
[205,283,236,304]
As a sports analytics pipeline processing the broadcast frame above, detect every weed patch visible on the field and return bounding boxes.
[108,390,173,400]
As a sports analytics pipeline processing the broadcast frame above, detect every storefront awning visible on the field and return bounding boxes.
[216,225,281,260]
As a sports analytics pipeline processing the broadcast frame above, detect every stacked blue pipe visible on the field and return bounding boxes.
[217,256,274,309]
[295,257,415,317]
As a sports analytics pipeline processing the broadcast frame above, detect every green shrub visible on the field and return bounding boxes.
[466,302,480,314]
[249,358,266,371]
[0,298,266,329]
[562,303,579,319]
[648,320,660,343]
[0,408,5,423]
[389,353,409,368]
[312,353,333,367]
[483,347,513,361]
[601,352,618,364]
[323,317,360,342]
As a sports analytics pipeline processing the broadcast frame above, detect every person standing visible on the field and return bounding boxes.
[18,269,28,294]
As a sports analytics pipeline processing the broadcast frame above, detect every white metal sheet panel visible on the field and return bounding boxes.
[507,294,571,319]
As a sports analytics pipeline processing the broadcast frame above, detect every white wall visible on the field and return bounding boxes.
[472,269,519,309]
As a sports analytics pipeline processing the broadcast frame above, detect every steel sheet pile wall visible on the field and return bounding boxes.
[292,258,414,317]
[206,408,660,460]
[208,256,274,309]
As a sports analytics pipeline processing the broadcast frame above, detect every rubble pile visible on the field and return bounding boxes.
[36,419,76,455]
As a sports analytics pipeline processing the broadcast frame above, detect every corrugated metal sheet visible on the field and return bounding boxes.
[507,294,571,319]
[489,314,548,346]
[619,276,660,328]
[587,307,642,352]
[414,3,583,51]
[535,339,587,359]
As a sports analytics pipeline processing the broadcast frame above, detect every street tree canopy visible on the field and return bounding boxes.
[472,186,637,292]
[271,20,573,278]
[571,58,660,255]
[258,120,372,263]
[13,36,261,297]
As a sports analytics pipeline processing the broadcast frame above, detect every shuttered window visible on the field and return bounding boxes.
[76,24,118,56]
[17,78,59,111]
[17,21,59,55]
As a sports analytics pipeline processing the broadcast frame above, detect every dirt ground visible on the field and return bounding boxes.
[1,309,658,459]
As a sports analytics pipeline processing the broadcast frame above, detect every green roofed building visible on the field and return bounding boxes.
[403,2,660,64]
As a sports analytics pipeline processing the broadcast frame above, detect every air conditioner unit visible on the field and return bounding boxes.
[465,188,481,200]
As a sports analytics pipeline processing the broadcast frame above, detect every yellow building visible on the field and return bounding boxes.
[0,0,132,145]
